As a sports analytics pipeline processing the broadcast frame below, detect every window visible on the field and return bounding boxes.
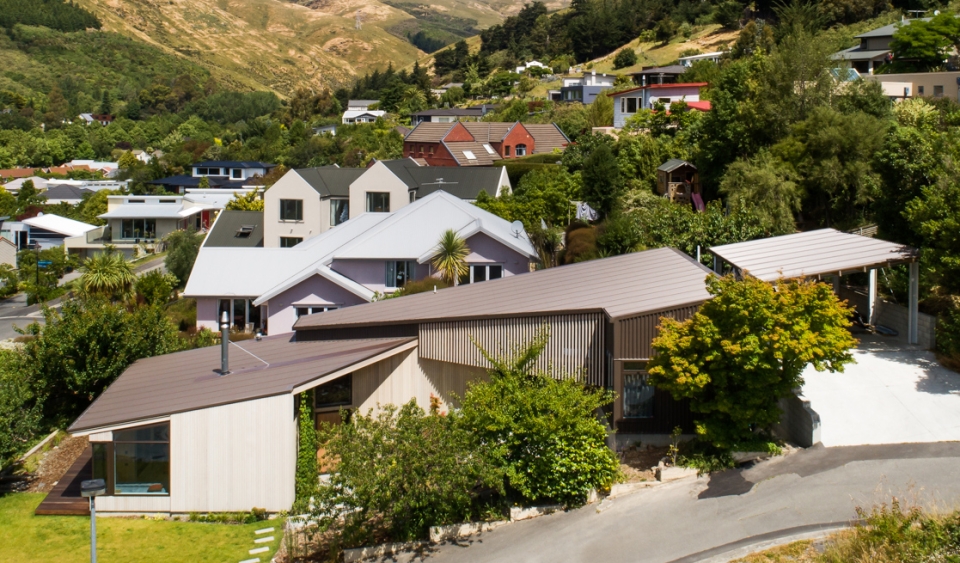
[918,85,925,95]
[296,305,338,317]
[626,97,638,113]
[330,199,349,226]
[934,85,944,98]
[515,144,527,157]
[420,145,425,153]
[658,97,671,103]
[366,192,390,213]
[463,150,477,160]
[623,362,654,419]
[219,298,262,330]
[127,199,145,203]
[232,168,243,179]
[280,237,302,248]
[482,144,496,155]
[504,145,512,157]
[280,199,303,221]
[460,264,503,284]
[120,219,156,239]
[113,423,170,495]
[386,260,415,288]
[429,145,435,154]
[409,190,416,203]
[314,374,352,410]
[159,199,176,203]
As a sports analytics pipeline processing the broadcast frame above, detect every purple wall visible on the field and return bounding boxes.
[463,232,531,276]
[266,274,368,334]
[196,297,218,331]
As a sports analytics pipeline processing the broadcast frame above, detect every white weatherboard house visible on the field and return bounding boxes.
[183,190,537,335]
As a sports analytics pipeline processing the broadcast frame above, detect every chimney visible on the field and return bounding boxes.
[220,311,230,375]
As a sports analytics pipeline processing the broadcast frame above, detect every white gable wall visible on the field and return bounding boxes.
[264,170,324,247]
[348,161,410,219]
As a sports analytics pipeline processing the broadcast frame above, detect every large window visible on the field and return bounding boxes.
[366,192,390,213]
[459,264,503,285]
[385,260,416,288]
[330,199,349,226]
[280,237,302,248]
[218,298,262,331]
[280,199,303,221]
[515,144,527,156]
[120,218,156,240]
[89,423,170,496]
[623,362,654,419]
[314,374,352,409]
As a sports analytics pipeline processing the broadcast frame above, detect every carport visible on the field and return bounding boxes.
[710,229,920,343]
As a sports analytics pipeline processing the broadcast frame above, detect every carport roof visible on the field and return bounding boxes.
[710,229,917,281]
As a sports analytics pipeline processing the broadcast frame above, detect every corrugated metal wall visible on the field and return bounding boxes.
[419,313,606,385]
[616,304,700,359]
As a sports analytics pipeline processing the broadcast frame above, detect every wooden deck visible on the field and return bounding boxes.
[34,446,91,516]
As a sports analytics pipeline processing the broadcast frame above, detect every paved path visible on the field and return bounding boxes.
[802,336,960,446]
[404,443,960,563]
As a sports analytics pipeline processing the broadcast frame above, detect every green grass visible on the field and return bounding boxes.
[165,297,197,332]
[0,493,281,563]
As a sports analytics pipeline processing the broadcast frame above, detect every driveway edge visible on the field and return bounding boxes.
[665,520,862,563]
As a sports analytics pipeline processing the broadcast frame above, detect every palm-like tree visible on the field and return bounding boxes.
[78,251,136,301]
[431,229,470,285]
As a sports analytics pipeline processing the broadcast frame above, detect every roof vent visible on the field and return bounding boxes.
[235,225,256,238]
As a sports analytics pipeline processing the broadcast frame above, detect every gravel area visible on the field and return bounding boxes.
[27,435,88,493]
[620,445,667,483]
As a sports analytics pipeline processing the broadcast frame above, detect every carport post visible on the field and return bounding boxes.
[867,268,877,326]
[908,261,919,345]
[832,274,840,294]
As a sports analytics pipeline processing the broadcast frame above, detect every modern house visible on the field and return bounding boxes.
[865,71,960,101]
[403,122,569,166]
[656,159,702,206]
[184,190,538,335]
[17,214,98,250]
[560,71,616,103]
[262,159,511,246]
[342,100,386,124]
[410,106,494,124]
[629,65,687,86]
[829,19,932,74]
[149,161,275,194]
[678,51,723,66]
[611,83,709,128]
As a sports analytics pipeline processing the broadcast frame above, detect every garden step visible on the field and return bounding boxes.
[254,536,274,544]
[239,558,260,563]
[249,546,269,554]
[254,527,274,535]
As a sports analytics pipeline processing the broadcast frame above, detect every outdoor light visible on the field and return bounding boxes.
[81,479,106,563]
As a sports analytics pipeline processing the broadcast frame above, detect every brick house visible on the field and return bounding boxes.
[403,121,569,166]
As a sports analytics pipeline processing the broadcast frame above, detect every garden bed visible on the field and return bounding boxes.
[619,445,667,483]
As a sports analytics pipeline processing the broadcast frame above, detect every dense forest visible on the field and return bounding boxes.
[0,0,100,32]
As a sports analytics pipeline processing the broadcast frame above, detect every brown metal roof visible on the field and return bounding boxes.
[294,247,713,331]
[710,229,918,282]
[523,124,570,154]
[68,337,415,432]
[405,122,455,142]
[444,142,499,166]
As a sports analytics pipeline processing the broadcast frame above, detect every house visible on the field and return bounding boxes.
[560,71,616,103]
[342,100,385,124]
[629,65,687,86]
[21,213,98,250]
[262,159,511,246]
[78,113,114,126]
[611,82,708,128]
[403,122,569,166]
[131,149,164,164]
[656,159,701,205]
[410,106,495,124]
[62,247,710,515]
[829,19,927,74]
[0,168,40,180]
[41,184,94,205]
[149,161,275,194]
[865,70,960,100]
[2,176,52,194]
[185,190,538,334]
[0,237,15,268]
[678,51,724,67]
[515,60,547,74]
[430,82,464,97]
[65,160,120,178]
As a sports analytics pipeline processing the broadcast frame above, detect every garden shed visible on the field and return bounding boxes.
[656,159,700,204]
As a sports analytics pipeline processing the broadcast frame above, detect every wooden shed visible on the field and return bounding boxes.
[656,159,700,203]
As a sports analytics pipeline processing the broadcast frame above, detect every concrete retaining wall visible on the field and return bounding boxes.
[839,287,936,349]
[775,393,821,447]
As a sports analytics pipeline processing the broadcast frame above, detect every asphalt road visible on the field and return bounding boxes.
[399,443,960,563]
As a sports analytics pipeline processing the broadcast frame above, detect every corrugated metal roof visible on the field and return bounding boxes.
[524,124,570,154]
[203,210,264,248]
[295,247,713,330]
[194,161,276,169]
[68,336,416,432]
[658,159,695,172]
[710,229,917,282]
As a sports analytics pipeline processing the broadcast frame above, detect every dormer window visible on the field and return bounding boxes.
[232,169,243,179]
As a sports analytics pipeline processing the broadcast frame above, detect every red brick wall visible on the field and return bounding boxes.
[500,123,535,158]
[443,122,475,142]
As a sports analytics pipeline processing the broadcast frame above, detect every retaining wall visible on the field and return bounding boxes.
[839,287,937,349]
[775,393,821,447]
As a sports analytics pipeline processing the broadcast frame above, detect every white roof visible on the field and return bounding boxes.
[3,176,50,191]
[184,189,257,210]
[342,110,386,119]
[22,214,97,237]
[100,204,202,219]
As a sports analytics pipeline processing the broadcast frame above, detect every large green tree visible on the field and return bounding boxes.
[580,142,621,219]
[164,229,205,288]
[720,149,800,235]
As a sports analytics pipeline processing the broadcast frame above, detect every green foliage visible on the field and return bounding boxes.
[0,351,43,467]
[936,304,960,364]
[187,509,268,524]
[164,229,204,288]
[0,0,100,31]
[596,213,643,255]
[648,275,857,450]
[580,142,621,219]
[294,391,318,513]
[17,246,75,304]
[134,270,178,306]
[14,297,185,427]
[474,166,578,232]
[459,330,620,506]
[224,189,263,211]
[430,229,470,285]
[904,173,960,295]
[612,48,638,69]
[890,13,960,71]
[312,401,501,548]
[0,264,19,298]
[78,250,136,301]
[719,149,800,235]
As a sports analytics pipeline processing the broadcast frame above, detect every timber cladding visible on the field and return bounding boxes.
[615,304,702,360]
[419,313,606,385]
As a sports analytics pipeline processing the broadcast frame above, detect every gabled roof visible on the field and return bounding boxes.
[658,159,695,173]
[412,108,485,117]
[22,214,97,237]
[856,19,927,39]
[203,210,265,248]
[295,167,366,197]
[405,122,456,142]
[403,167,508,199]
[524,124,570,154]
[193,161,276,169]
[294,247,713,330]
[461,122,515,143]
[68,336,417,433]
[444,141,499,166]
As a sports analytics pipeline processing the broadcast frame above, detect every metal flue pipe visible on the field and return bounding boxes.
[220,310,230,375]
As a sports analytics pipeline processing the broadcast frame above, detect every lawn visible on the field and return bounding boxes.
[0,493,281,563]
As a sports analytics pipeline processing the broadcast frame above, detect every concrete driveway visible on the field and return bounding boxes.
[800,335,960,447]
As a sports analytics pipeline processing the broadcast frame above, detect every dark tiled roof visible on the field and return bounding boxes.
[42,184,94,200]
[295,247,713,331]
[193,161,277,169]
[406,167,506,199]
[204,210,265,248]
[147,175,251,189]
[68,336,416,432]
[461,122,515,143]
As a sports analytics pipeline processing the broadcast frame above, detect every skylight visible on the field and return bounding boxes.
[482,144,496,155]
[463,150,477,160]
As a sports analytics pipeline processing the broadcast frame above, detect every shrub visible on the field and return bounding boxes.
[294,390,318,513]
[0,264,18,298]
[562,221,598,264]
[613,48,638,70]
[164,229,205,288]
[134,270,178,306]
[458,330,620,506]
[936,304,960,369]
[597,214,643,256]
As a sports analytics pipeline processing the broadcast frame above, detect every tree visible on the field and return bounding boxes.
[99,90,113,115]
[904,174,960,295]
[587,91,614,128]
[647,275,856,450]
[613,48,638,69]
[118,151,140,171]
[430,229,470,285]
[580,142,621,219]
[164,229,204,288]
[134,270,178,306]
[719,150,800,235]
[458,329,620,506]
[16,180,44,213]
[890,14,959,71]
[197,176,210,189]
[78,251,136,301]
[225,189,263,211]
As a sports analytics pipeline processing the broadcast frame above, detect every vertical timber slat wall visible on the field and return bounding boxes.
[419,313,606,385]
[616,305,700,360]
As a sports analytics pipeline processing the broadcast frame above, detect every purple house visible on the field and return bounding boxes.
[183,191,538,335]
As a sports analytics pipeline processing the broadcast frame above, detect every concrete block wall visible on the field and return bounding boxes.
[775,393,821,447]
[839,286,937,349]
